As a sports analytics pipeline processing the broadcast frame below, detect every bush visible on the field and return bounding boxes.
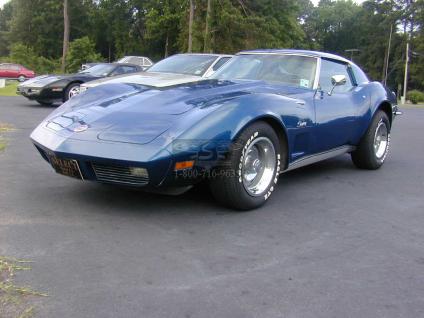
[66,37,103,73]
[7,43,60,75]
[407,90,424,105]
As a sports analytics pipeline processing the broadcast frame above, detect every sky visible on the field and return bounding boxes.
[0,0,10,9]
[311,0,365,5]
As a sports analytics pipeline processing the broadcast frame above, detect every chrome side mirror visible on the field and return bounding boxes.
[328,75,347,96]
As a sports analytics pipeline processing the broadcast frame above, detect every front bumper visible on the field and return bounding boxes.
[17,86,63,101]
[30,123,209,189]
[31,135,173,188]
[392,104,402,117]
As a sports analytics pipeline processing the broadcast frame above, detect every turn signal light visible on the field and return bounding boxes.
[175,161,194,171]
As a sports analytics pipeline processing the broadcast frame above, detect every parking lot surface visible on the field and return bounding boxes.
[1,96,424,318]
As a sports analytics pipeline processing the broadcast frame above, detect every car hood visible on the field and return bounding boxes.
[82,72,202,89]
[36,80,304,146]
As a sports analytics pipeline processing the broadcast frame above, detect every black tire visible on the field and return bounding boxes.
[36,100,53,106]
[351,110,391,170]
[209,121,284,210]
[63,83,81,102]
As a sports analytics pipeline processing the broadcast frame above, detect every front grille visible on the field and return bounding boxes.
[91,163,149,186]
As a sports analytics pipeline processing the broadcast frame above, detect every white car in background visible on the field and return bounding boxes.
[116,56,154,70]
[81,56,154,71]
[78,53,233,92]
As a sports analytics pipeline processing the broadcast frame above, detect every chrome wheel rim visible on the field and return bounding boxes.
[68,85,80,99]
[374,120,388,159]
[242,137,276,196]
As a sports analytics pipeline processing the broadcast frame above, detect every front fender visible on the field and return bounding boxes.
[167,93,304,168]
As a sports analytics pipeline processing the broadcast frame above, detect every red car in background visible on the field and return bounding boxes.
[0,63,35,82]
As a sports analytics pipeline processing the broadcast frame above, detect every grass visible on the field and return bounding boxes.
[0,123,14,152]
[0,81,19,97]
[0,140,6,152]
[0,256,47,318]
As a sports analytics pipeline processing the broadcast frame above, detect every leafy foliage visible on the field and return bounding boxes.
[7,43,59,74]
[407,89,424,104]
[0,0,423,93]
[65,37,103,73]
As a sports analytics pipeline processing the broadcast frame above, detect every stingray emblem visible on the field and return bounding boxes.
[73,124,88,132]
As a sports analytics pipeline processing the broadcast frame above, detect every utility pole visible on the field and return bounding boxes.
[383,24,393,86]
[401,40,410,104]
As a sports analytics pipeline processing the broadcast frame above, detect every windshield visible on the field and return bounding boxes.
[211,54,317,89]
[79,64,115,76]
[147,55,217,76]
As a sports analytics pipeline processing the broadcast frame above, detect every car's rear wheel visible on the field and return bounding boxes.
[64,83,81,101]
[209,121,283,210]
[351,110,390,169]
[18,75,26,82]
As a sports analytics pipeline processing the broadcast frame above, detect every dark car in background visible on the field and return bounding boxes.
[17,63,142,106]
[0,63,35,82]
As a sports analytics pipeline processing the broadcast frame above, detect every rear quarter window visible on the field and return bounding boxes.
[351,64,369,85]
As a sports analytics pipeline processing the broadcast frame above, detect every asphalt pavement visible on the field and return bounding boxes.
[0,96,423,318]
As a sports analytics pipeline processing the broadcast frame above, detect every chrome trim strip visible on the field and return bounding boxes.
[313,57,322,90]
[283,145,356,173]
[92,163,149,186]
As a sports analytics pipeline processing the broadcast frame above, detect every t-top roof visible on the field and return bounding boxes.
[239,49,351,64]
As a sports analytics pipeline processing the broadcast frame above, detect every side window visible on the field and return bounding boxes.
[212,57,231,71]
[143,58,153,66]
[117,66,136,75]
[110,66,125,76]
[11,65,20,71]
[351,64,369,85]
[319,59,353,93]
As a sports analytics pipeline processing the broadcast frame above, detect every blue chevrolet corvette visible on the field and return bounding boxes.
[30,49,400,210]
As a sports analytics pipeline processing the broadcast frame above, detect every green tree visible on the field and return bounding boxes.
[9,43,59,74]
[66,36,102,72]
[0,1,13,56]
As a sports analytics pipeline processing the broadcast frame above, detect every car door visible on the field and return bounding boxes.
[9,64,20,78]
[0,64,11,78]
[0,65,6,78]
[314,58,367,152]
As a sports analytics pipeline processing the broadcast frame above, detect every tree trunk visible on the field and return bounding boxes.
[203,0,211,53]
[165,31,169,58]
[188,0,194,53]
[61,0,69,72]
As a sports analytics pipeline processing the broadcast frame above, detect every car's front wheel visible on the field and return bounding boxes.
[210,121,284,210]
[351,110,391,169]
[64,83,81,101]
[18,75,26,82]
